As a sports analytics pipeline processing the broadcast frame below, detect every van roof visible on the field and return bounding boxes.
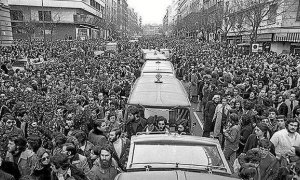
[141,49,157,53]
[144,53,167,60]
[127,75,190,107]
[141,61,175,75]
[107,42,117,45]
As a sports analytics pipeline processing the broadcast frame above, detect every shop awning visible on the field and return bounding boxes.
[242,33,273,42]
[274,33,300,42]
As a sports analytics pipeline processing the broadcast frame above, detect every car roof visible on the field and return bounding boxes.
[131,134,220,145]
[127,75,190,107]
[115,171,238,180]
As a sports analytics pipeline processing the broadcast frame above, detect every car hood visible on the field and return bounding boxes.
[115,171,239,180]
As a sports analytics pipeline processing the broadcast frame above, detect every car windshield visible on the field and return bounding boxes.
[132,142,225,169]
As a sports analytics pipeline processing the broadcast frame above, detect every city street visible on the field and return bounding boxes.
[1,0,300,179]
[191,102,204,136]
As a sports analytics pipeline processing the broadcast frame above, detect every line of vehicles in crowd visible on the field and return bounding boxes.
[10,40,238,179]
[117,48,238,180]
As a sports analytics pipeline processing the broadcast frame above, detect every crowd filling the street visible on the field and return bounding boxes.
[0,37,300,180]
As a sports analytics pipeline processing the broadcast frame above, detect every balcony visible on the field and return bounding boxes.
[74,14,104,28]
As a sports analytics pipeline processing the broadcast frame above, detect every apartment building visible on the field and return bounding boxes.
[8,0,105,40]
[0,0,13,45]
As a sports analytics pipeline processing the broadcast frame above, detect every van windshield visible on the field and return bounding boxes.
[144,108,190,124]
[132,143,225,169]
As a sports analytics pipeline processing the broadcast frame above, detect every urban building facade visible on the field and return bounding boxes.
[116,0,128,38]
[5,0,139,41]
[0,0,13,46]
[104,0,117,38]
[164,0,300,54]
[225,0,300,54]
[162,0,179,37]
[8,0,105,41]
[142,24,162,36]
[127,7,139,37]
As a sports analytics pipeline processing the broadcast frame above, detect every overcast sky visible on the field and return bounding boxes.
[127,0,173,25]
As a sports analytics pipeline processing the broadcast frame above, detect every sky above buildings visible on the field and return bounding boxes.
[127,0,173,25]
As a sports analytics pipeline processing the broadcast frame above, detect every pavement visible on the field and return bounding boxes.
[190,102,204,136]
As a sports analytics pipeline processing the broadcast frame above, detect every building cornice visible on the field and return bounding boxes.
[8,0,103,18]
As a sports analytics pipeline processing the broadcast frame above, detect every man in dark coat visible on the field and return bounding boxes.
[108,128,130,171]
[277,95,288,117]
[203,95,220,137]
[125,106,147,138]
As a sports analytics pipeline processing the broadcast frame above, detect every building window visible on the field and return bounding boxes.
[38,11,52,21]
[11,10,23,21]
[96,2,100,10]
[268,3,277,24]
[90,0,95,7]
[296,2,300,21]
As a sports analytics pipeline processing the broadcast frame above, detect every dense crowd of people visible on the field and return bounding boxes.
[0,37,299,180]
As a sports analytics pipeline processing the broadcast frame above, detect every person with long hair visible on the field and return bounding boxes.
[31,148,51,180]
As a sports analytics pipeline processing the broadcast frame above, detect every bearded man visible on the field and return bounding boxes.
[88,144,121,180]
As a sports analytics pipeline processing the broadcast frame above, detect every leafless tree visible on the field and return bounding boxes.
[15,20,37,42]
[49,11,62,41]
[232,0,296,44]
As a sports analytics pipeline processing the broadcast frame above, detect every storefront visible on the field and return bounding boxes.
[291,43,300,55]
[226,35,242,44]
[76,27,90,40]
[241,33,273,52]
[272,33,300,54]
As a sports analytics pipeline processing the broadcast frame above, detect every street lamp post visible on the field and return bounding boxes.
[42,0,46,45]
